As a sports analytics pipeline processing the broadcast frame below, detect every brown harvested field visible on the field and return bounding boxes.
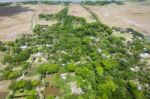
[86,2,150,35]
[68,3,96,23]
[43,86,61,97]
[0,80,12,99]
[0,4,64,41]
[33,4,64,27]
[0,80,12,92]
[0,91,9,99]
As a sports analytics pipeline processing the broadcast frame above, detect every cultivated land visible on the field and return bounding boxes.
[0,4,64,41]
[1,3,150,42]
[68,3,96,23]
[86,2,150,35]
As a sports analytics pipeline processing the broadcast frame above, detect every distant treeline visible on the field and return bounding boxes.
[82,1,124,5]
[0,1,125,6]
[0,2,12,7]
[21,1,70,5]
[0,1,70,6]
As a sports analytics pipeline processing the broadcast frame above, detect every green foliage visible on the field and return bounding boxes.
[0,41,7,52]
[102,59,118,69]
[127,28,144,38]
[0,2,12,7]
[128,81,145,99]
[9,80,39,91]
[75,66,93,79]
[0,3,149,98]
[82,1,124,5]
[39,13,55,20]
[3,50,30,64]
[12,46,21,54]
[38,63,59,74]
[21,1,61,5]
[98,78,117,98]
[96,66,103,76]
[2,69,21,79]
[66,62,76,72]
[46,95,55,99]
[13,50,30,63]
[26,95,37,99]
[20,62,30,69]
[3,55,13,64]
[0,46,7,52]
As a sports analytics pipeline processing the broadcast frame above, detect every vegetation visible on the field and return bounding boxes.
[82,5,100,23]
[0,3,149,99]
[0,2,12,7]
[82,1,124,5]
[38,63,59,74]
[21,0,69,5]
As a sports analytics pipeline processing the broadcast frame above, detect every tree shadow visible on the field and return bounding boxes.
[0,6,35,17]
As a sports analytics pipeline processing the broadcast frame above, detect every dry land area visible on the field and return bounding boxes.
[0,4,64,41]
[68,3,96,23]
[86,2,150,35]
[1,3,150,42]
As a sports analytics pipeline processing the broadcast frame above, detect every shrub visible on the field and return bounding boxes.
[38,63,59,74]
[66,62,76,72]
[2,69,20,79]
[0,46,7,52]
[102,59,119,69]
[9,80,38,91]
[20,62,30,69]
[96,66,104,76]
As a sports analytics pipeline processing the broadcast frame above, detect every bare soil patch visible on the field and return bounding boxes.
[33,4,64,27]
[0,4,64,41]
[68,3,96,23]
[87,2,150,34]
[0,91,9,99]
[43,86,61,97]
[0,80,11,92]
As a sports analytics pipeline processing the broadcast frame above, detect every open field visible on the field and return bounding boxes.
[0,4,64,41]
[86,2,150,35]
[1,2,150,42]
[68,3,96,23]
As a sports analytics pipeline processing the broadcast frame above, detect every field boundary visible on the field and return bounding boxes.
[81,4,100,23]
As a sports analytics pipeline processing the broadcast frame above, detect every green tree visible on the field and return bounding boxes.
[96,66,103,76]
[128,80,145,99]
[102,59,118,69]
[38,63,59,74]
[66,62,76,72]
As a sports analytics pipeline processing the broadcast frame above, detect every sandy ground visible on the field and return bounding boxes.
[87,2,150,35]
[0,4,64,41]
[68,3,96,23]
[0,80,12,99]
[0,80,12,92]
[33,4,64,27]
